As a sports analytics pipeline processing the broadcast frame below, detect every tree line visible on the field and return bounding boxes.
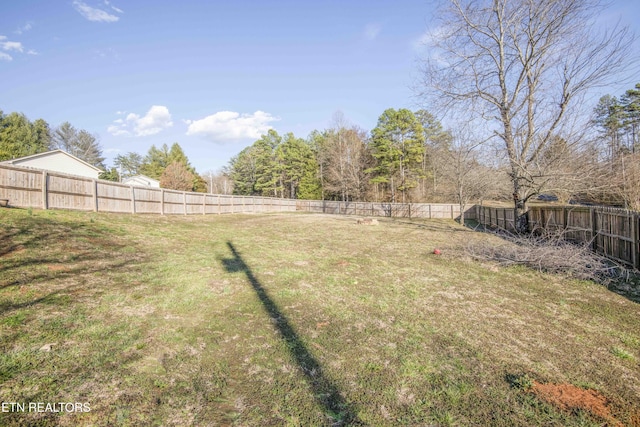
[0,111,105,168]
[2,0,635,217]
[0,110,206,192]
[108,143,207,192]
[226,109,503,208]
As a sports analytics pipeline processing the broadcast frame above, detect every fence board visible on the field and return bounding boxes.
[0,164,297,217]
[483,204,640,270]
[294,200,474,220]
[0,166,42,207]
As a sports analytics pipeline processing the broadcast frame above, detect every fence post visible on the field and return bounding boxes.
[130,186,136,214]
[183,192,187,215]
[92,179,98,212]
[632,212,638,269]
[42,170,48,210]
[202,193,206,215]
[590,208,597,251]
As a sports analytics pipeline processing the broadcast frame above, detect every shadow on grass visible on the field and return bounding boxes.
[222,242,361,426]
[0,213,143,314]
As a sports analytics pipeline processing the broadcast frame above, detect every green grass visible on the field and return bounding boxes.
[1,208,639,426]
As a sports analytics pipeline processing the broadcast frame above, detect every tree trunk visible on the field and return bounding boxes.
[513,191,528,233]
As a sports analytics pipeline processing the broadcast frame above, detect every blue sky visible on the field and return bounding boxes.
[1,1,639,173]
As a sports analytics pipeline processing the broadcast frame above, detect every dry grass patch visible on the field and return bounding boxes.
[1,209,639,426]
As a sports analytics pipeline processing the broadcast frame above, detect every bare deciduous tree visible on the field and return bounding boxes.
[324,113,372,202]
[160,161,194,191]
[420,0,634,231]
[202,169,234,195]
[436,128,497,225]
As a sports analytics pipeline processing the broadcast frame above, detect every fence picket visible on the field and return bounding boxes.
[0,164,296,216]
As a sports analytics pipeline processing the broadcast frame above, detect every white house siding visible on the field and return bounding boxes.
[122,175,160,188]
[3,150,101,179]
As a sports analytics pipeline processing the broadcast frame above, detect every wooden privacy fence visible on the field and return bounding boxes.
[296,200,476,220]
[475,205,518,232]
[528,205,639,269]
[0,164,296,215]
[476,204,640,269]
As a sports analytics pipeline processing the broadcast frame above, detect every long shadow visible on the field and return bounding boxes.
[222,242,361,426]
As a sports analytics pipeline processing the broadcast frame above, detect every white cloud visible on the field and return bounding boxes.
[0,39,23,52]
[108,106,173,137]
[363,23,381,41]
[15,22,33,35]
[104,0,124,14]
[185,111,278,142]
[413,25,448,52]
[27,49,38,55]
[73,1,120,22]
[0,35,32,60]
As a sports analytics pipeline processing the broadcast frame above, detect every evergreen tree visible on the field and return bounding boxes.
[140,142,196,180]
[229,146,258,195]
[0,112,49,161]
[278,133,320,199]
[621,83,640,153]
[306,129,330,200]
[99,167,120,182]
[140,142,202,191]
[369,109,425,202]
[253,130,283,197]
[33,119,51,151]
[51,121,105,168]
[140,144,171,179]
[114,152,143,178]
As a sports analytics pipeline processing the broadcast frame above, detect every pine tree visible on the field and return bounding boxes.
[0,112,49,161]
[369,109,425,203]
[229,146,258,195]
[51,122,105,168]
[253,130,283,197]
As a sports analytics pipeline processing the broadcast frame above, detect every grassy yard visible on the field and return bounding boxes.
[1,208,639,426]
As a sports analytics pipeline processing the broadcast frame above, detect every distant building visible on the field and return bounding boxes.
[1,149,102,179]
[122,175,161,188]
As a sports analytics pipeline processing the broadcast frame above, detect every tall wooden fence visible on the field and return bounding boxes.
[0,164,295,215]
[476,204,640,269]
[475,205,517,231]
[296,200,476,220]
[528,205,639,269]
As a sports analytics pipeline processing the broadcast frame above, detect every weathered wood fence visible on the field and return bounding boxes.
[0,164,295,215]
[11,164,636,268]
[295,200,476,220]
[476,204,640,269]
[475,205,517,231]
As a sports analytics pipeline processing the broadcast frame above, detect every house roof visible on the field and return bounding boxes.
[1,149,103,172]
[122,175,160,185]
